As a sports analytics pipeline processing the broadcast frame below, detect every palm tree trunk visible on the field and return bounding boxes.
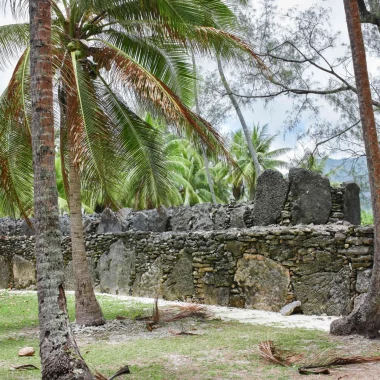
[58,86,105,326]
[216,55,261,199]
[192,53,218,205]
[330,0,380,338]
[67,134,105,326]
[29,0,94,378]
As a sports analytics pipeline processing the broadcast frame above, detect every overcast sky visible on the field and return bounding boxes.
[0,0,376,160]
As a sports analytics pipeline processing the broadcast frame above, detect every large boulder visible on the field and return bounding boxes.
[234,254,290,312]
[170,206,193,231]
[96,208,122,234]
[343,182,361,225]
[289,168,332,225]
[96,239,136,294]
[252,170,289,226]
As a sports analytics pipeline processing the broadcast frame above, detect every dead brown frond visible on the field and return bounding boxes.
[95,365,131,380]
[169,329,198,336]
[10,364,39,371]
[257,341,303,367]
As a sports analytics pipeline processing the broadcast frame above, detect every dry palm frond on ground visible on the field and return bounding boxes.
[258,340,380,375]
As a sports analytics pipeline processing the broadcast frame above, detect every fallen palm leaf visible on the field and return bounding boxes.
[169,329,199,336]
[258,340,303,367]
[298,367,331,375]
[95,365,131,380]
[115,316,127,320]
[10,364,39,371]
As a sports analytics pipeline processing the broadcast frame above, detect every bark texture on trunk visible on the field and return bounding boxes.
[67,133,105,326]
[192,53,218,205]
[30,1,94,378]
[330,0,380,338]
[216,55,262,199]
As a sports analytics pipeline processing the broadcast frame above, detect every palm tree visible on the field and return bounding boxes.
[0,0,258,325]
[229,124,290,200]
[29,0,93,377]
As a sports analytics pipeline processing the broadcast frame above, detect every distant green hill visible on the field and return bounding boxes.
[323,157,371,211]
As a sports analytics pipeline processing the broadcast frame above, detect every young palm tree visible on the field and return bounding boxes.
[229,124,290,200]
[0,0,259,325]
[29,0,93,377]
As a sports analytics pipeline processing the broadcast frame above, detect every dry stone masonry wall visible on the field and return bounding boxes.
[0,169,369,316]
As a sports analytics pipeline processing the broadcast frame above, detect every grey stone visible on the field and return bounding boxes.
[356,269,372,293]
[97,208,122,234]
[64,257,97,291]
[280,301,302,316]
[191,203,214,231]
[234,254,290,312]
[147,207,169,232]
[170,206,193,231]
[292,267,351,315]
[133,257,162,297]
[229,205,248,228]
[343,182,361,225]
[203,285,230,306]
[0,256,10,289]
[289,168,332,225]
[19,219,35,236]
[213,207,229,230]
[161,250,194,301]
[59,215,71,236]
[131,211,149,231]
[96,239,136,294]
[12,255,36,289]
[252,170,289,226]
[353,293,366,311]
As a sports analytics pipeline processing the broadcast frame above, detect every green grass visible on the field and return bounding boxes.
[1,291,378,379]
[361,210,374,225]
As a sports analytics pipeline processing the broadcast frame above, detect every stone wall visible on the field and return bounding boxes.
[0,169,367,316]
[0,224,374,316]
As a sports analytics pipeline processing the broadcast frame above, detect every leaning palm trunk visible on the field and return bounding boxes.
[330,0,380,338]
[216,55,261,199]
[29,0,94,378]
[192,52,217,205]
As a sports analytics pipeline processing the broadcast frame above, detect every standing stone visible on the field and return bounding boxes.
[252,170,289,226]
[234,254,290,312]
[289,168,332,225]
[229,205,249,228]
[161,251,194,300]
[170,206,193,231]
[356,269,372,293]
[0,256,10,289]
[96,239,136,294]
[192,203,214,230]
[132,257,163,297]
[97,208,122,233]
[343,182,361,225]
[12,255,36,289]
[213,206,229,230]
[131,211,149,231]
[64,257,97,290]
[147,207,169,232]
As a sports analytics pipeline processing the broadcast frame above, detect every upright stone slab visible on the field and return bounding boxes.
[12,255,36,289]
[229,205,248,228]
[213,206,229,230]
[191,203,214,230]
[289,168,332,225]
[147,207,169,232]
[96,239,136,294]
[170,206,193,231]
[343,182,361,225]
[0,256,10,289]
[97,208,122,233]
[131,211,149,231]
[252,170,289,226]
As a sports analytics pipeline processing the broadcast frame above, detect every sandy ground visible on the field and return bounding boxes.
[97,293,338,332]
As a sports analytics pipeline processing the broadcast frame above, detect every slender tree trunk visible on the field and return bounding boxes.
[67,134,105,326]
[330,0,380,338]
[216,55,261,199]
[29,0,94,378]
[192,53,218,205]
[58,86,105,326]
